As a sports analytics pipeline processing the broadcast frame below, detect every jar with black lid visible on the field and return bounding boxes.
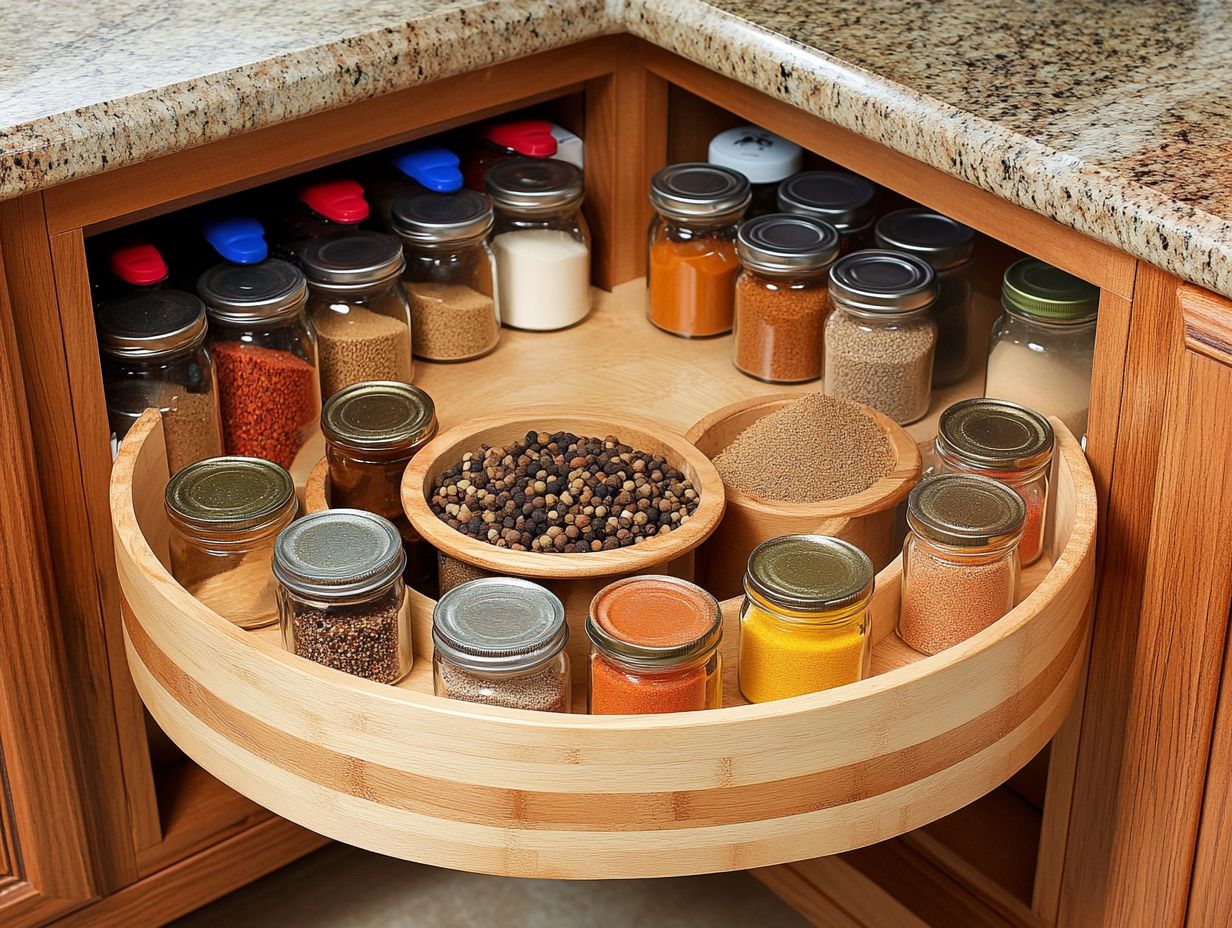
[777,171,876,253]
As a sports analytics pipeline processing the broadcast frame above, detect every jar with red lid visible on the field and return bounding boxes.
[463,119,558,190]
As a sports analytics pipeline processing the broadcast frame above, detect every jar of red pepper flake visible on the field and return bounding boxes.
[198,259,321,469]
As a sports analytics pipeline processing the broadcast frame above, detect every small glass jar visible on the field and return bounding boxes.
[935,398,1054,567]
[367,146,463,232]
[274,509,411,683]
[777,171,876,253]
[647,163,750,338]
[392,190,501,362]
[733,214,840,383]
[708,125,803,217]
[875,209,975,386]
[739,534,874,702]
[165,457,298,629]
[899,474,1025,655]
[487,158,591,331]
[824,250,939,424]
[464,119,558,190]
[98,289,223,474]
[587,576,723,714]
[271,178,369,264]
[985,259,1099,445]
[432,577,571,712]
[301,232,414,399]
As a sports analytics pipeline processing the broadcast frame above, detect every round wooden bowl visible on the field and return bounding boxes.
[686,394,922,601]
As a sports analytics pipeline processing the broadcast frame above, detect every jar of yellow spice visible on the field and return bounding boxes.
[738,535,874,703]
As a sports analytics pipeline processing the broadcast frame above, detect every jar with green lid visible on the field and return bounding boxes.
[899,474,1025,655]
[274,509,411,683]
[777,171,876,253]
[432,578,571,712]
[738,535,874,703]
[985,258,1098,444]
[165,456,298,629]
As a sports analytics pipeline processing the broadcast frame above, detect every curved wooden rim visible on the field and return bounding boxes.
[303,457,330,514]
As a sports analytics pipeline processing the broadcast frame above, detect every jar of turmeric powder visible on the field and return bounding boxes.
[738,535,874,703]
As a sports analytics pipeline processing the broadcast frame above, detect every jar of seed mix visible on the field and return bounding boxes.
[935,398,1053,567]
[98,289,223,473]
[824,250,939,425]
[198,260,320,469]
[899,474,1025,655]
[733,213,840,383]
[274,509,411,683]
[647,163,750,338]
[738,535,874,702]
[587,576,723,714]
[301,232,414,399]
[432,578,571,712]
[875,209,975,386]
[166,456,298,629]
[487,158,590,331]
[777,171,876,253]
[392,190,500,362]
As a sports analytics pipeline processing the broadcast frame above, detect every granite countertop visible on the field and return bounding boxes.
[3,0,1231,297]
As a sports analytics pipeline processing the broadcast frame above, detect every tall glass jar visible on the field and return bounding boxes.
[899,474,1025,655]
[432,578,571,712]
[198,259,321,469]
[707,125,802,217]
[777,171,876,253]
[301,232,414,399]
[739,534,874,702]
[274,509,411,683]
[98,289,223,473]
[486,158,590,331]
[165,457,297,629]
[985,259,1098,445]
[733,214,840,383]
[875,209,975,386]
[824,250,939,424]
[647,162,750,338]
[392,190,500,362]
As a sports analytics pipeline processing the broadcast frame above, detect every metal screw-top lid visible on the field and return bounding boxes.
[649,162,752,223]
[586,576,722,668]
[433,578,568,673]
[1002,258,1099,322]
[874,209,975,272]
[907,474,1026,548]
[829,249,938,316]
[391,190,494,245]
[737,214,841,276]
[165,457,296,532]
[300,232,405,291]
[744,535,874,614]
[321,381,437,453]
[937,399,1054,471]
[197,259,308,324]
[98,290,208,358]
[273,509,406,599]
[777,171,876,233]
[485,157,584,214]
[708,125,803,184]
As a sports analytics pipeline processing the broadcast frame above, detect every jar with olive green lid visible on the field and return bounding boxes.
[738,535,875,703]
[165,456,298,629]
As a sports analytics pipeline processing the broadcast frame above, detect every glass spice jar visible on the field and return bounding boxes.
[165,456,298,629]
[707,125,803,217]
[824,250,939,425]
[274,509,412,683]
[463,119,558,190]
[432,577,571,712]
[738,535,874,703]
[899,474,1025,655]
[366,146,463,232]
[777,171,877,253]
[587,576,723,715]
[392,190,501,362]
[732,213,840,383]
[647,163,750,338]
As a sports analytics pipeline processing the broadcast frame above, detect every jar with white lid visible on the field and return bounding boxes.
[708,125,802,217]
[777,171,876,253]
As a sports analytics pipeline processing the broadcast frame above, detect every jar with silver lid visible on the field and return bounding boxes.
[487,158,591,331]
[198,259,320,468]
[275,509,411,683]
[432,578,571,712]
[98,289,223,474]
[733,213,840,383]
[777,171,876,253]
[392,190,500,361]
[301,232,414,398]
[824,249,939,424]
[708,125,803,217]
[166,456,298,629]
[875,209,975,386]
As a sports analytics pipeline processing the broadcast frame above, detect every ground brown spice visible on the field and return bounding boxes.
[405,282,499,362]
[733,276,830,383]
[899,548,1016,654]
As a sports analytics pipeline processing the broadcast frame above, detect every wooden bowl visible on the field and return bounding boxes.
[686,394,921,600]
[303,457,331,513]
